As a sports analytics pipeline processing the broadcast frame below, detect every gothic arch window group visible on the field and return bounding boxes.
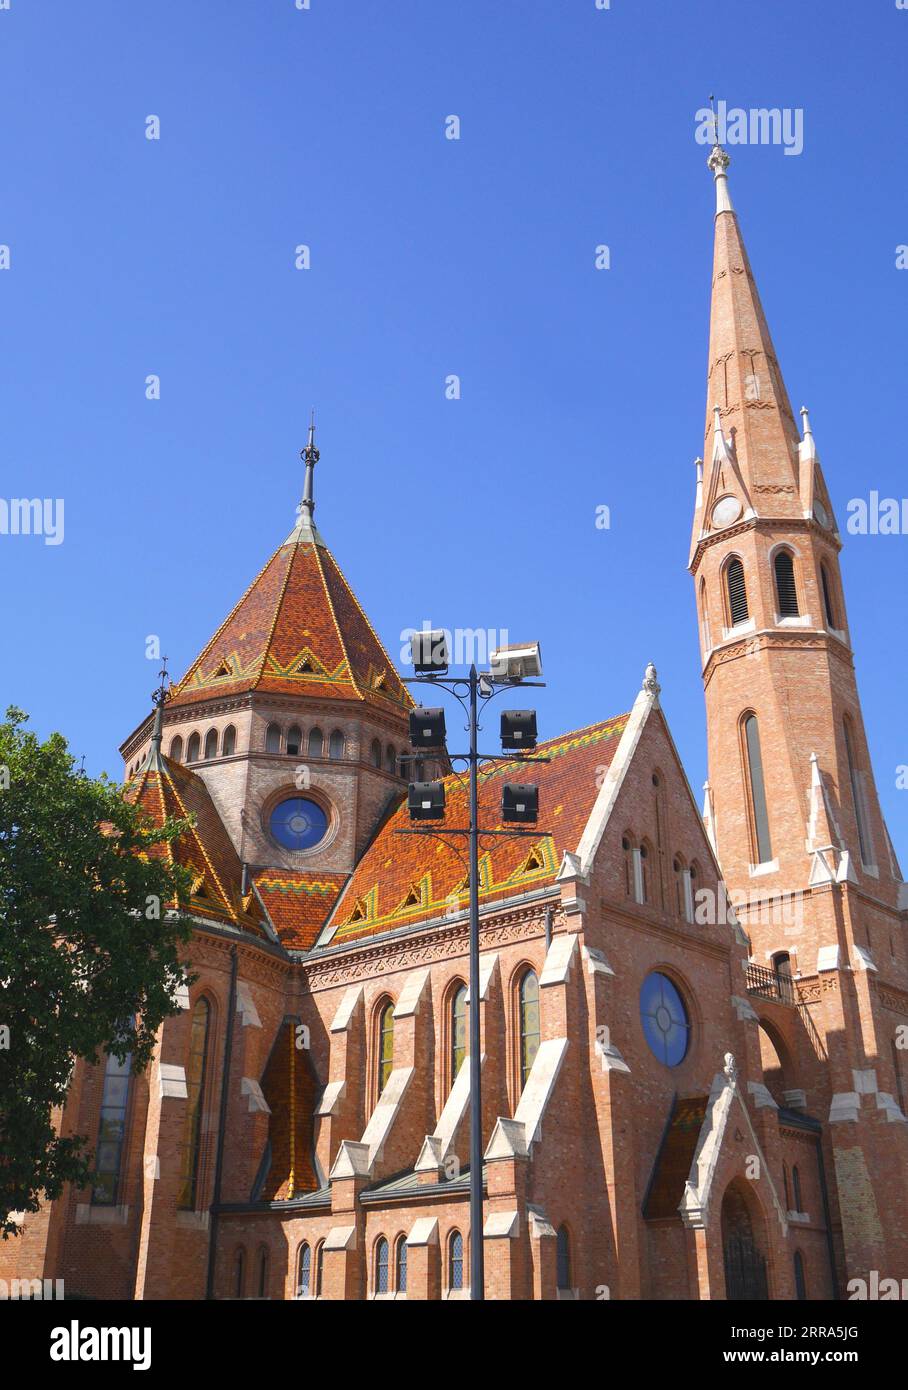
[172,724,237,764]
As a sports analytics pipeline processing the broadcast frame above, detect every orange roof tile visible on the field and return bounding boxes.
[252,869,348,951]
[167,532,412,717]
[126,755,269,938]
[320,714,629,947]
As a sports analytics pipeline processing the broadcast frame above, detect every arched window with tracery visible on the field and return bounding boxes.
[450,983,467,1085]
[395,1236,408,1294]
[374,1237,390,1295]
[376,1000,394,1098]
[448,1230,464,1292]
[297,1242,311,1297]
[518,969,540,1090]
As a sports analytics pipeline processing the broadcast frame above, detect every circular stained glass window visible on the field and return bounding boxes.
[269,796,328,851]
[640,972,690,1067]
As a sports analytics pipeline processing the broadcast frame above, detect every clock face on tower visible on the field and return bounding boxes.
[711,495,742,529]
[269,796,329,851]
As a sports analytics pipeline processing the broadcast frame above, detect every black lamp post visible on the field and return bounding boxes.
[398,632,547,1301]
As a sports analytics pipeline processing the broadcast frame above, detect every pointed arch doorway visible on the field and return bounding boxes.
[721,1183,769,1300]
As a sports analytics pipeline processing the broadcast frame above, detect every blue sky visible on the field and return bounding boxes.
[1,0,906,863]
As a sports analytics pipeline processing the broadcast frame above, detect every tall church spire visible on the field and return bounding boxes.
[696,140,802,541]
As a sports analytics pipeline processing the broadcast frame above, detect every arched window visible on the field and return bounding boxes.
[792,1165,803,1212]
[556,1226,571,1291]
[265,723,281,754]
[793,1250,807,1300]
[742,714,773,864]
[169,735,183,762]
[377,1001,394,1097]
[297,1242,312,1298]
[177,998,210,1208]
[204,728,218,760]
[621,835,634,897]
[374,1237,390,1294]
[395,1236,408,1294]
[329,729,345,760]
[639,841,651,903]
[308,727,324,758]
[186,732,201,763]
[450,983,467,1085]
[256,1246,269,1299]
[234,1247,246,1299]
[518,969,540,1090]
[222,725,236,757]
[843,718,872,866]
[820,562,838,628]
[725,557,749,626]
[783,1164,791,1210]
[774,550,799,617]
[91,1042,133,1206]
[448,1230,464,1291]
[384,744,395,774]
[286,725,302,756]
[370,738,382,768]
[314,1242,325,1297]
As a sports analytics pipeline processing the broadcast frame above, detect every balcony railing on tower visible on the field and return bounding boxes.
[744,961,796,1006]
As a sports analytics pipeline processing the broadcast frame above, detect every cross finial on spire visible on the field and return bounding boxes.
[706,96,733,214]
[300,410,320,517]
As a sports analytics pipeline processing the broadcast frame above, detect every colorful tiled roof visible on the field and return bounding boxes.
[167,530,412,716]
[126,754,269,938]
[252,869,348,951]
[319,714,629,948]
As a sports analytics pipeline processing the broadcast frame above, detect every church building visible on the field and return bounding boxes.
[4,143,907,1301]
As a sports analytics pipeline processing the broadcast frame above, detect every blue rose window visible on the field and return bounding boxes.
[640,972,690,1067]
[269,797,328,851]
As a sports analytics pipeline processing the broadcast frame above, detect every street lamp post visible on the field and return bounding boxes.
[400,636,546,1301]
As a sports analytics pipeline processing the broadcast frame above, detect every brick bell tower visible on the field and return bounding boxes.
[690,140,908,1287]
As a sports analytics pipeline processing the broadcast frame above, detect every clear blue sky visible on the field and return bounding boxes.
[2,0,906,864]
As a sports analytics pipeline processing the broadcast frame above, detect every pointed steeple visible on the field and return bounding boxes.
[167,434,412,716]
[699,139,802,527]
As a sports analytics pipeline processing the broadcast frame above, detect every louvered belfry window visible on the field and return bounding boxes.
[774,551,799,617]
[726,558,749,626]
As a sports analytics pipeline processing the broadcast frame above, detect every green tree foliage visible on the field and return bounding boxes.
[0,708,194,1235]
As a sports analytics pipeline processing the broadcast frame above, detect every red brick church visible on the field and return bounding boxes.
[5,145,907,1300]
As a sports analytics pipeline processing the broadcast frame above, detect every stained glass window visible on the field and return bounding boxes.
[378,1002,394,1096]
[269,796,328,851]
[640,972,690,1067]
[449,1230,464,1291]
[396,1237,407,1293]
[298,1243,311,1297]
[519,970,540,1088]
[451,984,467,1084]
[375,1238,390,1294]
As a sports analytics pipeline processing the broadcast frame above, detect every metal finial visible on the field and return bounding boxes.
[150,657,169,750]
[299,410,320,517]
